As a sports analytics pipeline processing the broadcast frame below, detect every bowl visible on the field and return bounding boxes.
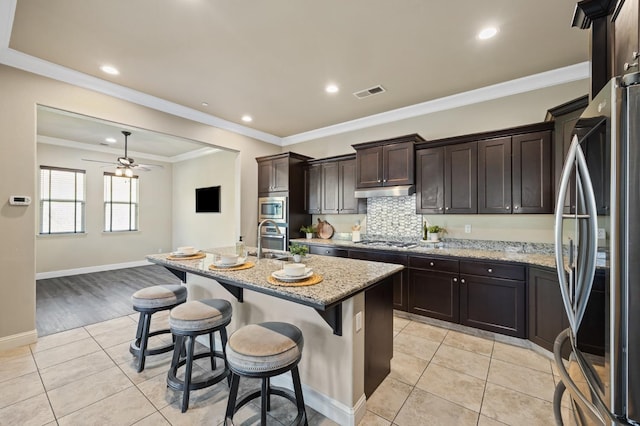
[283,263,306,277]
[219,254,239,265]
[177,246,196,255]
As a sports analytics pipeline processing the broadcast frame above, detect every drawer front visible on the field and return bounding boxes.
[308,245,349,258]
[460,260,525,280]
[409,256,459,273]
[349,249,408,266]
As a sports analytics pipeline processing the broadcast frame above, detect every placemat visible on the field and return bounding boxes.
[267,273,323,287]
[167,252,206,261]
[208,261,255,272]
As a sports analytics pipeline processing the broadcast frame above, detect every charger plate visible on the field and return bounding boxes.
[167,252,206,261]
[208,261,255,271]
[267,273,323,287]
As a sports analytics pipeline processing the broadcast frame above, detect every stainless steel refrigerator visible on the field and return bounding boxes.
[553,73,640,425]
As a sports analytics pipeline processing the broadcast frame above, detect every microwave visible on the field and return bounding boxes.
[258,196,287,222]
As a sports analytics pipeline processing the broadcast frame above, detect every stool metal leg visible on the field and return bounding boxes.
[209,332,216,371]
[291,366,308,425]
[265,377,271,411]
[169,335,184,380]
[225,373,241,424]
[137,312,152,372]
[181,335,196,413]
[221,327,231,386]
[261,378,269,423]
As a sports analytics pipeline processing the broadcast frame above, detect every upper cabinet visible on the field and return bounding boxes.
[613,0,640,78]
[352,134,424,189]
[256,152,313,196]
[306,155,365,215]
[416,122,554,214]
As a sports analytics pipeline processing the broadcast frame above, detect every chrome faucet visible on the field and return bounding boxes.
[257,219,282,259]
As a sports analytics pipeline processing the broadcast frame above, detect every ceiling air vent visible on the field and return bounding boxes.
[353,85,386,99]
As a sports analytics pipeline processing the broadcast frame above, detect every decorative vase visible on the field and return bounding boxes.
[293,254,302,263]
[427,232,439,242]
[306,233,313,239]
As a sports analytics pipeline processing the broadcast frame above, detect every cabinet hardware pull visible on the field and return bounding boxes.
[514,205,519,210]
[453,277,458,282]
[377,179,381,183]
[505,206,510,210]
[634,51,640,59]
[488,268,493,273]
[445,207,450,210]
[624,62,638,71]
[461,279,466,284]
[439,207,443,211]
[429,262,434,266]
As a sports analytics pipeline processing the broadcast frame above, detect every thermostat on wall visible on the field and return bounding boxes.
[9,195,31,206]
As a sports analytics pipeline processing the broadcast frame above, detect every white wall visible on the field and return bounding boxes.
[172,149,238,250]
[35,143,173,273]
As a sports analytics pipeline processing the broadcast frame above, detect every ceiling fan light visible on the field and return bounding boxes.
[124,168,133,177]
[115,167,123,176]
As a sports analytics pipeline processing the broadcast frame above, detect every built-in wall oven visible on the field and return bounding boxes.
[258,196,287,222]
[259,222,287,251]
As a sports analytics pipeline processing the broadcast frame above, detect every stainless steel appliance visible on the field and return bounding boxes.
[553,74,640,425]
[259,222,287,251]
[258,196,287,222]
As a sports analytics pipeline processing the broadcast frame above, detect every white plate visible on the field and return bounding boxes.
[213,259,246,268]
[170,251,201,257]
[272,268,313,282]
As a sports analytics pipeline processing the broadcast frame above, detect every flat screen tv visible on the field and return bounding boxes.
[195,186,221,213]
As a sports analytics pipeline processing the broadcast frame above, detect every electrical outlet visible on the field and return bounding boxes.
[598,228,606,239]
[158,248,163,253]
[465,224,472,233]
[355,311,363,332]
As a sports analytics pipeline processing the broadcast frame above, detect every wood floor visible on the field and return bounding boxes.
[36,265,181,336]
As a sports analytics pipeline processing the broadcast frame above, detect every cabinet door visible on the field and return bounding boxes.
[416,147,445,214]
[478,137,512,214]
[271,157,290,192]
[257,160,273,194]
[613,0,639,78]
[356,146,383,188]
[460,274,526,338]
[528,267,569,353]
[306,165,322,214]
[444,142,477,214]
[350,250,408,311]
[321,162,340,214]
[408,269,459,322]
[383,142,414,186]
[339,159,358,214]
[512,131,552,214]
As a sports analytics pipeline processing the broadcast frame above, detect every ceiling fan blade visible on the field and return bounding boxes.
[82,158,117,165]
[135,163,164,169]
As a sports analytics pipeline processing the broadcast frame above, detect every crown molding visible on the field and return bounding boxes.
[281,62,590,145]
[0,0,15,49]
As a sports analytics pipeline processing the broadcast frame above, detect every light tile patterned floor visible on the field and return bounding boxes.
[0,313,576,425]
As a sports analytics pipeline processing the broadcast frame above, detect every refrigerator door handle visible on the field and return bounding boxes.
[554,135,599,335]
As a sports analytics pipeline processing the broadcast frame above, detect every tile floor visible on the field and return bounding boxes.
[0,313,576,425]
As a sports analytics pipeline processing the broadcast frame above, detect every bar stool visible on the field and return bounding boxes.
[130,284,187,372]
[167,298,232,412]
[224,322,307,426]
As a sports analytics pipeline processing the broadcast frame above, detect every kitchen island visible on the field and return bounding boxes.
[146,249,403,426]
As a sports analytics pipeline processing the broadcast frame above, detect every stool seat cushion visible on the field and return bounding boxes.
[226,322,303,374]
[132,285,187,309]
[169,299,232,333]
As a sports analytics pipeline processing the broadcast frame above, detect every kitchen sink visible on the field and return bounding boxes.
[247,251,292,261]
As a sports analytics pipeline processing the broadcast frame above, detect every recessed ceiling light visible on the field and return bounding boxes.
[105,137,117,144]
[201,102,209,107]
[100,65,120,75]
[241,115,253,123]
[325,84,339,94]
[478,27,498,40]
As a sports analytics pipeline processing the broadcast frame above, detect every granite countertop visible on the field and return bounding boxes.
[146,248,403,310]
[291,238,558,269]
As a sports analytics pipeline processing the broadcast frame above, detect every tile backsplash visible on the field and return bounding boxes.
[366,194,423,239]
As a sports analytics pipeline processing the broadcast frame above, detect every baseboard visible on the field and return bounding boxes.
[197,335,367,425]
[0,329,37,351]
[36,260,152,280]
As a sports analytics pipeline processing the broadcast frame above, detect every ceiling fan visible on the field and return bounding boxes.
[82,131,163,176]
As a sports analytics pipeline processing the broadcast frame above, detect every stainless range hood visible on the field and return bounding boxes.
[354,185,415,198]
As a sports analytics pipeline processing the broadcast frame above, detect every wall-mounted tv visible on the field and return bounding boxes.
[195,186,221,213]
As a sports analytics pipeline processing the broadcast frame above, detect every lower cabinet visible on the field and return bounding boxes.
[306,245,348,258]
[349,249,408,312]
[408,256,459,322]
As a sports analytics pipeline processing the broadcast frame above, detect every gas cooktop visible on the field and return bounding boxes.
[354,240,418,249]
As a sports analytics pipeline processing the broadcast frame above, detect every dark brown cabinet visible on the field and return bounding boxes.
[459,260,526,338]
[416,122,554,215]
[444,142,478,214]
[408,256,459,321]
[478,137,511,214]
[353,134,423,189]
[306,156,363,215]
[349,249,408,312]
[257,156,290,194]
[416,147,445,213]
[613,0,640,78]
[528,266,605,356]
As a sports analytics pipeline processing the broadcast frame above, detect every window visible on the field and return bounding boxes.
[104,172,139,232]
[39,166,86,234]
